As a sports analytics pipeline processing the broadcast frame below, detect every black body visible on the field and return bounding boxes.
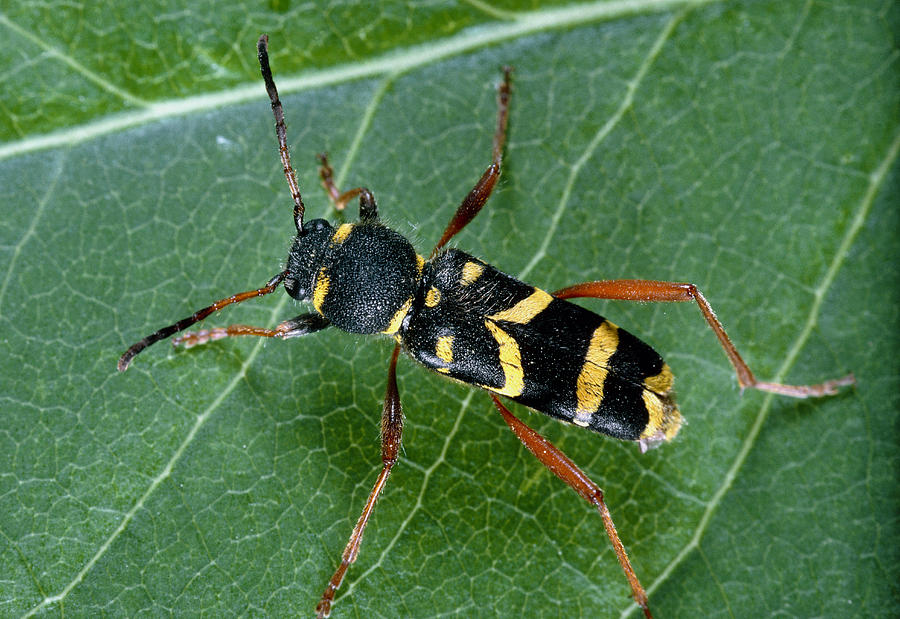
[289,219,678,444]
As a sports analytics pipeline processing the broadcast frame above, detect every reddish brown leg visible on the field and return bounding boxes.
[555,280,855,397]
[317,345,403,618]
[117,270,289,371]
[491,395,653,619]
[431,67,512,256]
[318,153,357,211]
[171,312,330,348]
[174,324,283,348]
[316,153,377,219]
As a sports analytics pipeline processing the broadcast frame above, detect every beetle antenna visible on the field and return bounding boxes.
[257,34,305,232]
[117,270,288,372]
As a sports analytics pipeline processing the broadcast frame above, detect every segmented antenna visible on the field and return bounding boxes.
[257,34,305,232]
[117,271,288,371]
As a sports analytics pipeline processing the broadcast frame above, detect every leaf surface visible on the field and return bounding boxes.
[2,1,898,617]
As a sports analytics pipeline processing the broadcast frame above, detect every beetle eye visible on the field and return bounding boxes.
[284,277,304,299]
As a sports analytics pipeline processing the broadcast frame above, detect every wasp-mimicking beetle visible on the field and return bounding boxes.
[118,35,855,618]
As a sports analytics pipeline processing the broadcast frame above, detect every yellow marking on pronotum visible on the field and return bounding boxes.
[381,297,413,335]
[331,223,354,244]
[460,261,484,286]
[312,267,330,314]
[435,335,454,364]
[483,320,524,397]
[415,254,426,277]
[488,289,553,324]
[573,321,619,425]
[425,287,441,308]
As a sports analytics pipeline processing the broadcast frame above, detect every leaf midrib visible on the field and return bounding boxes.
[0,0,715,162]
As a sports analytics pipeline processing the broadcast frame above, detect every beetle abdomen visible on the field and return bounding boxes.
[402,249,681,444]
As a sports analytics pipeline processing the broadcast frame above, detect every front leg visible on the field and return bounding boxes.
[317,153,377,219]
[172,312,330,348]
[117,270,288,371]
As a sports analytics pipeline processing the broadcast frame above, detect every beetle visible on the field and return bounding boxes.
[118,35,854,618]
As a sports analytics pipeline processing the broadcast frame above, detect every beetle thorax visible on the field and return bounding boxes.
[286,220,421,334]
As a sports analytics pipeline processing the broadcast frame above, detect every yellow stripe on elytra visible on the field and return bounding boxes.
[487,289,553,324]
[312,267,330,314]
[572,321,619,426]
[643,364,673,394]
[639,364,681,444]
[331,223,354,244]
[483,320,524,397]
[425,287,441,307]
[381,297,412,335]
[435,335,454,364]
[460,261,484,286]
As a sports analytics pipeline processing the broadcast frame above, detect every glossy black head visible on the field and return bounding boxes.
[284,218,334,301]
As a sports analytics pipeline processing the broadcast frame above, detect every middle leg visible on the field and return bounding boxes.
[316,344,404,618]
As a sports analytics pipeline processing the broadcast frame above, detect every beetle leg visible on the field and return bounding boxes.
[316,344,403,618]
[554,280,855,397]
[171,312,330,348]
[491,395,653,619]
[432,67,512,255]
[117,271,289,371]
[317,152,350,210]
[316,152,377,218]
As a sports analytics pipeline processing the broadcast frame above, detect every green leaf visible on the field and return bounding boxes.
[2,1,897,617]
